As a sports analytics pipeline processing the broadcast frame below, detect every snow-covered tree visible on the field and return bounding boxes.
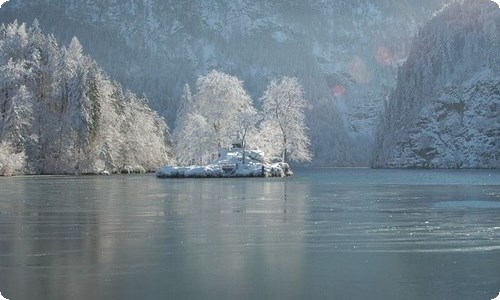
[175,112,214,165]
[118,92,170,173]
[173,73,314,165]
[174,83,193,130]
[0,22,34,174]
[195,70,256,153]
[253,119,282,163]
[0,59,30,130]
[0,21,172,175]
[0,141,25,175]
[260,76,312,163]
[172,83,194,164]
[1,85,33,148]
[173,70,257,165]
[237,106,258,165]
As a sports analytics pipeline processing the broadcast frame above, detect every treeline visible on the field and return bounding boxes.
[0,21,170,175]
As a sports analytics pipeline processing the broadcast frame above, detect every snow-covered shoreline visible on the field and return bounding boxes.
[156,162,292,178]
[156,149,293,178]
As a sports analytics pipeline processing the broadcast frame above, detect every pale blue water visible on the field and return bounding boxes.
[0,169,499,300]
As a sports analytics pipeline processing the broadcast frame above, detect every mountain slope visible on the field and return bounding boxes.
[373,0,500,168]
[0,0,451,165]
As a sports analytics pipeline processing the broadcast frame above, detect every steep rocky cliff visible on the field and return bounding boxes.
[373,0,500,168]
[0,0,450,165]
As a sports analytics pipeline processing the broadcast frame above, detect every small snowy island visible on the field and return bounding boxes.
[157,72,312,179]
[156,147,293,178]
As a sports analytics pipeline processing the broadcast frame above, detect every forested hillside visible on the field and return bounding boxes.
[373,0,500,168]
[0,0,451,166]
[0,21,171,175]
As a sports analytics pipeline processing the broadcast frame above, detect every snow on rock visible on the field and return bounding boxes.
[157,149,292,178]
[373,1,500,169]
[375,71,500,168]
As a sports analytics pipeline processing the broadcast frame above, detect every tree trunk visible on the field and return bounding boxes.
[242,129,247,165]
[282,134,287,163]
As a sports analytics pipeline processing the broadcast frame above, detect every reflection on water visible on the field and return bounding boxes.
[0,169,499,300]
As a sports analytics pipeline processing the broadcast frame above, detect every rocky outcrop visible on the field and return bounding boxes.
[157,148,292,178]
[373,1,500,168]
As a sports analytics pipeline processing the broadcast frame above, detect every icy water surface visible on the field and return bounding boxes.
[1,169,499,300]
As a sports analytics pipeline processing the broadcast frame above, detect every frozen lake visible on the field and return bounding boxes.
[1,169,499,300]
